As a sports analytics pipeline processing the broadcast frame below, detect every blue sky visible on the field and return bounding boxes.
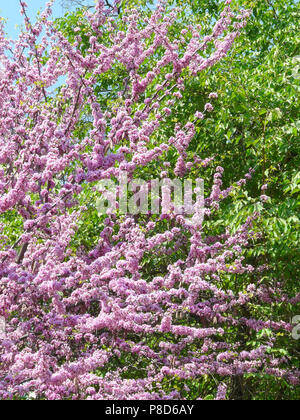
[0,0,73,39]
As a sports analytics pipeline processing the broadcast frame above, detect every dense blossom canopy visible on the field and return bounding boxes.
[0,0,298,400]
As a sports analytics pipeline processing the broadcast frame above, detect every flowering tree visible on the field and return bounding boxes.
[0,0,298,400]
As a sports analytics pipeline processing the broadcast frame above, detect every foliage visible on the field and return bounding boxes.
[0,0,299,400]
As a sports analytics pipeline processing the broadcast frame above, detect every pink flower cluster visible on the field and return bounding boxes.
[0,0,298,401]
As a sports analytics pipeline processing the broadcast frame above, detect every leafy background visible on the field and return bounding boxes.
[2,0,298,400]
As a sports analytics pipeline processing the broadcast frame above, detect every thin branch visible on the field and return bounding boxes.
[16,242,29,264]
[19,1,48,103]
[266,0,278,19]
